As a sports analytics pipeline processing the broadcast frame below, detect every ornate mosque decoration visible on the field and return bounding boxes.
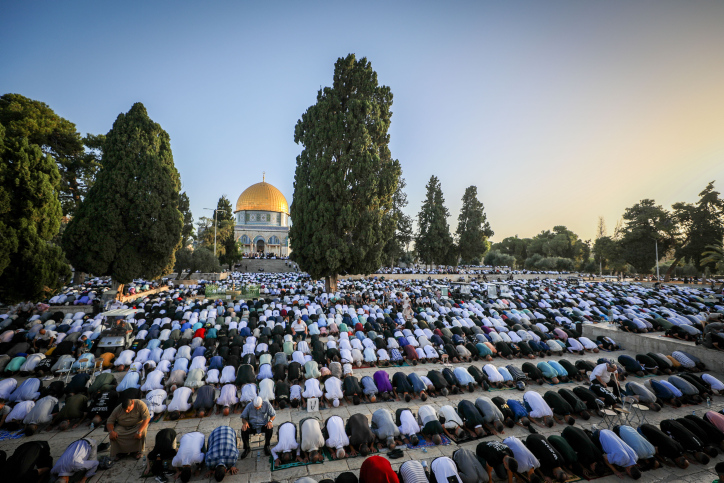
[234,173,291,256]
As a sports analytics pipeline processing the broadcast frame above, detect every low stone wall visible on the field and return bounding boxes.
[166,272,229,281]
[45,305,94,315]
[582,323,724,373]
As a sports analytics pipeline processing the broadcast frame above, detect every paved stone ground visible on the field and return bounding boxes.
[1,339,722,483]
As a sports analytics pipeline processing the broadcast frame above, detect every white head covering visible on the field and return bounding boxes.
[254,396,263,408]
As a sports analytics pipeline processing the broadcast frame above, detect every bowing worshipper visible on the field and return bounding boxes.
[391,372,414,402]
[359,455,400,483]
[561,425,608,477]
[373,370,395,400]
[106,398,151,460]
[302,377,323,403]
[521,362,545,385]
[441,367,465,394]
[299,417,326,463]
[437,404,467,440]
[554,387,591,420]
[203,425,240,482]
[342,375,365,405]
[167,386,194,419]
[216,384,240,415]
[522,391,555,428]
[145,428,178,479]
[477,440,521,483]
[141,369,165,392]
[482,364,508,389]
[325,415,350,459]
[272,421,301,465]
[430,456,463,483]
[0,378,17,400]
[346,412,377,456]
[557,359,584,381]
[452,448,488,483]
[193,384,216,417]
[491,396,524,429]
[323,376,344,407]
[3,440,53,482]
[668,375,704,403]
[452,366,477,393]
[47,393,88,431]
[524,433,572,482]
[145,388,168,421]
[240,396,275,458]
[674,416,722,456]
[637,423,691,468]
[87,372,117,396]
[536,361,561,384]
[542,390,577,425]
[456,398,490,436]
[611,425,659,471]
[5,400,35,430]
[466,364,489,390]
[361,375,379,403]
[503,436,541,481]
[398,461,428,483]
[117,370,141,392]
[571,385,606,416]
[679,373,715,398]
[371,408,402,450]
[623,381,661,411]
[591,429,642,479]
[647,379,683,407]
[681,414,724,451]
[10,377,42,402]
[83,388,120,428]
[172,431,206,483]
[660,419,715,463]
[50,437,100,483]
[395,408,420,446]
[22,395,57,435]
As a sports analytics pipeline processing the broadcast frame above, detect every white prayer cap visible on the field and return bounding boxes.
[333,398,339,407]
[254,396,263,408]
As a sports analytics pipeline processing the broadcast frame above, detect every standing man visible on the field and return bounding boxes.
[240,396,275,458]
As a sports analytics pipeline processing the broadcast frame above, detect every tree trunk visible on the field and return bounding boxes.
[72,271,86,285]
[111,280,124,300]
[664,256,683,282]
[325,274,338,293]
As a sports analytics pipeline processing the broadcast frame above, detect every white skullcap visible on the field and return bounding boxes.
[333,398,340,407]
[254,396,263,407]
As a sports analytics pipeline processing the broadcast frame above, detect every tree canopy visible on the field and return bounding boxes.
[0,93,101,216]
[455,185,493,264]
[382,176,413,266]
[179,191,194,248]
[415,175,454,266]
[289,54,401,290]
[618,199,676,274]
[0,125,71,302]
[62,102,183,284]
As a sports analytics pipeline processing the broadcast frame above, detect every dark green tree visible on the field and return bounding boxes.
[415,175,453,266]
[174,247,221,278]
[483,250,516,268]
[0,125,71,302]
[382,177,413,266]
[618,199,675,274]
[178,191,194,248]
[455,186,493,264]
[0,94,101,216]
[491,236,530,268]
[290,54,401,291]
[62,103,183,286]
[664,182,724,279]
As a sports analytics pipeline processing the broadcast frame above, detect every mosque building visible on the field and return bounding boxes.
[233,174,291,256]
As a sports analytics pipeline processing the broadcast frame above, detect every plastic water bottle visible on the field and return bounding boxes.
[422,447,427,453]
[256,450,260,463]
[707,397,711,408]
[89,423,95,430]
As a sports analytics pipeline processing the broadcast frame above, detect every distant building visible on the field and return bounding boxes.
[233,175,290,256]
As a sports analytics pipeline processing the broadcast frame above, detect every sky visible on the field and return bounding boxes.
[2,1,724,243]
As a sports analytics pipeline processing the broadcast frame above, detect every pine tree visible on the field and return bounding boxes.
[455,186,493,264]
[290,54,401,291]
[179,192,194,248]
[62,103,183,286]
[382,177,413,266]
[0,125,71,302]
[416,175,453,266]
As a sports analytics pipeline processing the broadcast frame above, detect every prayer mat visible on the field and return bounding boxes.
[140,460,173,478]
[163,408,196,421]
[633,373,657,379]
[326,445,380,459]
[405,434,452,449]
[0,429,24,441]
[270,454,325,472]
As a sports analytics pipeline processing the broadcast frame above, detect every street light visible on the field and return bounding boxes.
[203,207,227,257]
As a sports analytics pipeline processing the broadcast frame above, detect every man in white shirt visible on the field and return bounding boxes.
[271,421,301,465]
[324,415,349,459]
[323,377,344,407]
[522,391,555,428]
[503,436,540,477]
[145,389,168,421]
[216,384,239,416]
[172,431,205,482]
[167,386,193,419]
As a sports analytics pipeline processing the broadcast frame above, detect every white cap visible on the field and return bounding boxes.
[333,399,340,407]
[254,396,263,408]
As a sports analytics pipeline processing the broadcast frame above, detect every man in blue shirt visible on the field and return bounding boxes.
[204,425,239,482]
[240,396,275,458]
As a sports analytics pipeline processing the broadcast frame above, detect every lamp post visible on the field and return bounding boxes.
[203,207,227,257]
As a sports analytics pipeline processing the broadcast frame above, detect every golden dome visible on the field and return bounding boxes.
[235,181,289,214]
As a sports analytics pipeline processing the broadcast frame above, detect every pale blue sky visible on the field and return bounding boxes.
[2,1,724,242]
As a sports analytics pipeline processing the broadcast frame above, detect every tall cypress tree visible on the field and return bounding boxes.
[290,54,401,291]
[455,186,494,264]
[382,177,413,266]
[63,103,182,285]
[0,126,71,302]
[416,175,453,266]
[178,191,195,248]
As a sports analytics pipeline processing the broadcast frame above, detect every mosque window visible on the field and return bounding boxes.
[268,236,280,245]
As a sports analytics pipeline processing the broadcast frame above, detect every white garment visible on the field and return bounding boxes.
[703,373,724,391]
[7,400,34,423]
[503,436,540,472]
[114,350,135,366]
[168,387,193,412]
[590,363,612,383]
[398,409,420,436]
[259,379,275,401]
[240,384,258,402]
[524,391,553,418]
[206,369,220,384]
[146,389,168,416]
[300,418,325,453]
[438,405,464,429]
[216,384,239,407]
[302,379,323,398]
[172,432,205,467]
[0,379,17,399]
[271,422,299,460]
[220,366,236,384]
[430,457,462,483]
[324,377,343,400]
[141,370,165,392]
[325,415,349,450]
[483,364,504,383]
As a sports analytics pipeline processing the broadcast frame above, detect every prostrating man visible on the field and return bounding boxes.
[4,440,53,482]
[145,428,178,480]
[272,421,301,465]
[524,433,571,482]
[325,415,350,460]
[476,440,519,483]
[106,398,151,461]
[371,408,402,450]
[172,431,205,483]
[452,448,488,483]
[347,412,376,456]
[204,425,239,482]
[591,429,642,479]
[638,423,690,469]
[612,425,659,471]
[240,396,275,458]
[300,417,325,463]
[417,404,445,445]
[395,408,420,446]
[50,438,99,483]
